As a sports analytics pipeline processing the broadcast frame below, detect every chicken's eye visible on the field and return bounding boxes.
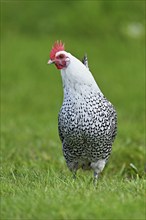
[58,54,64,59]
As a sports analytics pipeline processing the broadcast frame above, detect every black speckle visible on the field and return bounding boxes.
[58,90,117,171]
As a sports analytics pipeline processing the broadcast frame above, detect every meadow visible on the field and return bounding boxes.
[1,1,145,219]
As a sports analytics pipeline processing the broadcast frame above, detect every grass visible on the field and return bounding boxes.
[1,1,146,219]
[1,173,145,219]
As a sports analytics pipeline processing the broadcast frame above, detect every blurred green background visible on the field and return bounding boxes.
[1,1,145,219]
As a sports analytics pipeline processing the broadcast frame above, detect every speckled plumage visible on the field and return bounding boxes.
[58,84,117,176]
[48,44,117,180]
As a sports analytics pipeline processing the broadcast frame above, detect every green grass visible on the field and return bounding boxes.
[1,1,146,219]
[1,173,145,220]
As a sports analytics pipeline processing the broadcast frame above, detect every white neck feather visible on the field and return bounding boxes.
[61,53,102,97]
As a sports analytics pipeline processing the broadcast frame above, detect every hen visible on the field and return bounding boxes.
[48,41,117,181]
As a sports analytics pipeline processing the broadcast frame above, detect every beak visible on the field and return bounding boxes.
[47,59,54,64]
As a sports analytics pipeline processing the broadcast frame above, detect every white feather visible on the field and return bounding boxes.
[59,52,101,96]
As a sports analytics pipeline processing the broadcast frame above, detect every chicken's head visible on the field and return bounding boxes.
[48,41,70,69]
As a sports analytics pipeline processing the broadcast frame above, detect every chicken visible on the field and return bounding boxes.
[48,41,117,181]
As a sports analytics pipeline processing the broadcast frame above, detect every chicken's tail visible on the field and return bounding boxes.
[82,53,89,69]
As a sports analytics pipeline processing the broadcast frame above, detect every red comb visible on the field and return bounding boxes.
[50,41,65,60]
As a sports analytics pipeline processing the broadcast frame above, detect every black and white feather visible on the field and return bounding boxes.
[82,54,89,69]
[57,51,117,180]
